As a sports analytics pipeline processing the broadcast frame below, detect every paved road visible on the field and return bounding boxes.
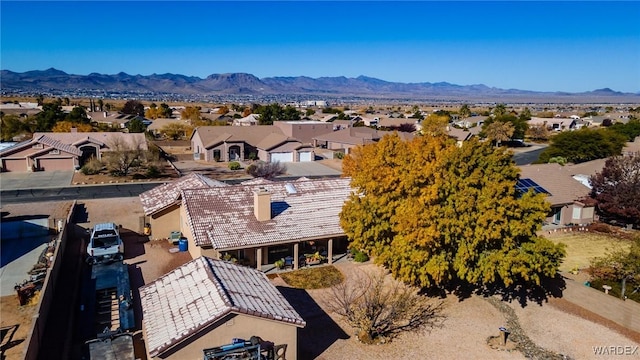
[512,144,548,165]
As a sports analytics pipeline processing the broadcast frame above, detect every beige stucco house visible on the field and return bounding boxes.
[140,256,305,359]
[518,161,603,225]
[191,123,332,163]
[0,131,147,172]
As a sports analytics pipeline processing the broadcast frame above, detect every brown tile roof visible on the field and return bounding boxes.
[255,133,297,151]
[140,256,305,357]
[139,173,227,215]
[313,127,414,145]
[518,163,592,205]
[193,126,285,149]
[32,132,148,150]
[35,134,83,156]
[181,177,352,249]
[447,127,480,142]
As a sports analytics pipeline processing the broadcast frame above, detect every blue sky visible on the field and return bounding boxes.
[1,1,639,93]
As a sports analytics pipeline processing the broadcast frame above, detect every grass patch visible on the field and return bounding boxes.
[588,278,640,303]
[279,265,344,289]
[546,232,632,272]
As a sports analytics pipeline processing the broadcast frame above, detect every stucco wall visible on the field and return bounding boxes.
[179,205,202,260]
[150,204,181,240]
[191,131,206,161]
[154,313,299,360]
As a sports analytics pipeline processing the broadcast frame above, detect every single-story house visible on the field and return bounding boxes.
[454,116,489,129]
[447,126,481,146]
[87,111,147,129]
[191,125,316,163]
[0,102,42,117]
[140,256,305,359]
[139,173,228,240]
[0,131,147,172]
[232,114,260,126]
[312,127,414,155]
[518,163,598,225]
[175,177,352,270]
[528,117,577,131]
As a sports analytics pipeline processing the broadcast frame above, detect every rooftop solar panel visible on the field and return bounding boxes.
[516,178,550,195]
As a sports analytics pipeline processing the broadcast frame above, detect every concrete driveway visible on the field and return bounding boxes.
[0,171,74,190]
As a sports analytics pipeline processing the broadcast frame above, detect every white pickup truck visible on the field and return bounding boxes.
[86,222,124,265]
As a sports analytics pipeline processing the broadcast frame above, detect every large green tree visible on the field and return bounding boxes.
[537,128,627,164]
[340,134,565,291]
[122,100,145,116]
[34,100,65,131]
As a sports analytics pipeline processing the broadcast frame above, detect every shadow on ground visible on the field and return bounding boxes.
[277,286,349,359]
[425,274,567,308]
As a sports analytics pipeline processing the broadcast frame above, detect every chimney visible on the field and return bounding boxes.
[254,188,272,221]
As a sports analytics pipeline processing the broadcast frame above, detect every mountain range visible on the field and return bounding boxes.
[1,68,638,103]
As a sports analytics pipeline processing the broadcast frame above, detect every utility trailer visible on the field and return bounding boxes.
[202,336,287,360]
[84,261,136,359]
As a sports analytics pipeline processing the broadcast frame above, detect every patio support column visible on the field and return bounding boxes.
[328,239,333,265]
[256,247,262,271]
[293,243,299,270]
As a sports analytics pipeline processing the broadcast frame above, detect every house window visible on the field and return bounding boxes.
[213,149,221,161]
[572,207,581,220]
[50,149,60,155]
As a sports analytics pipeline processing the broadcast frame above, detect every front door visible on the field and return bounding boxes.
[553,208,562,224]
[229,146,240,161]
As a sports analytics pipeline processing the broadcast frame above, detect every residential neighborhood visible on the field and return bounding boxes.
[1,97,639,360]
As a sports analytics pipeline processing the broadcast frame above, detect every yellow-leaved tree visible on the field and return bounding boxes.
[52,121,93,132]
[341,134,565,293]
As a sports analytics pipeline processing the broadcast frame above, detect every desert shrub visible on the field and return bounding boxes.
[246,161,286,179]
[589,222,612,233]
[80,157,102,175]
[228,161,241,170]
[248,152,258,160]
[548,156,567,165]
[146,164,161,178]
[335,152,345,160]
[352,249,369,263]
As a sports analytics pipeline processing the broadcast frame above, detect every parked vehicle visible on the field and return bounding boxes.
[86,222,124,265]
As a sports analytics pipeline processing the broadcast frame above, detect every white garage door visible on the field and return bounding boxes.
[270,152,293,163]
[299,152,313,162]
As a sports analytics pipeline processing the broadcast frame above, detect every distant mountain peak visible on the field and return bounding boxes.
[0,69,637,102]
